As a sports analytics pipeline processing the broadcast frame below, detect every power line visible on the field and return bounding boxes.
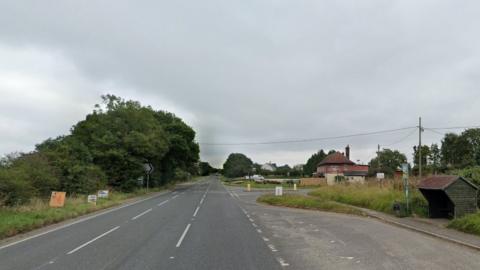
[199,126,416,146]
[382,128,418,147]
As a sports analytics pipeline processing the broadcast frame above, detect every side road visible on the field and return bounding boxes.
[228,185,480,252]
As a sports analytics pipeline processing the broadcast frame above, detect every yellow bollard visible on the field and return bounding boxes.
[247,183,251,192]
[294,183,297,191]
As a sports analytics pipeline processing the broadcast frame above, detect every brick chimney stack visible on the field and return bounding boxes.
[345,145,350,160]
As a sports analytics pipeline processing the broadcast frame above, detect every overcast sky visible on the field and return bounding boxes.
[1,1,480,167]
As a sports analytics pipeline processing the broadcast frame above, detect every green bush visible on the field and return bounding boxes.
[448,212,480,236]
[0,169,36,206]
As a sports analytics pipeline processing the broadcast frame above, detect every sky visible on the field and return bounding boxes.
[1,1,480,167]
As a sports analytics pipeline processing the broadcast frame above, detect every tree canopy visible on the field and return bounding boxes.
[222,153,253,178]
[0,95,200,205]
[303,150,327,176]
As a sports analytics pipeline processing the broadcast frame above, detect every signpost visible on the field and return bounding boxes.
[49,191,66,208]
[87,195,98,205]
[143,163,154,192]
[98,190,109,199]
[275,186,283,196]
[402,163,410,213]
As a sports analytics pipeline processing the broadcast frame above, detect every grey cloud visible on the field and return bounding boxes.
[1,1,480,166]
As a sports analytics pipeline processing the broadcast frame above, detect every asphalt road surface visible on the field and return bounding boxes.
[1,176,480,270]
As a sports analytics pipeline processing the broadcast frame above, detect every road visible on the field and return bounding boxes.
[1,176,480,270]
[0,177,281,270]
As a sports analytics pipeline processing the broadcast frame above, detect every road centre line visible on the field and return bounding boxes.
[131,208,153,220]
[176,224,191,248]
[200,198,204,204]
[67,226,120,255]
[172,195,179,199]
[157,200,169,207]
[193,206,200,217]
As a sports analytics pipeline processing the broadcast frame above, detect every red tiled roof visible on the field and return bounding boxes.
[319,152,355,166]
[418,175,459,190]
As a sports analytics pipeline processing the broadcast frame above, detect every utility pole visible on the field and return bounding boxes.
[418,117,423,179]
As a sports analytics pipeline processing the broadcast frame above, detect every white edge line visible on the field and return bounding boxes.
[131,208,153,220]
[193,206,200,217]
[0,192,167,251]
[172,195,179,199]
[176,224,191,248]
[67,226,120,255]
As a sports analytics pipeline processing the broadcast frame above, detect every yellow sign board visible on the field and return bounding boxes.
[49,191,66,208]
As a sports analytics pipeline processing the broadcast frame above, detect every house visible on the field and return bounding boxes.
[418,175,478,219]
[261,162,277,172]
[316,145,369,185]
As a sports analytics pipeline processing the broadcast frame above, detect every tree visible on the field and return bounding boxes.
[199,162,215,176]
[429,144,441,174]
[369,149,407,178]
[223,153,253,178]
[276,165,291,176]
[304,150,327,176]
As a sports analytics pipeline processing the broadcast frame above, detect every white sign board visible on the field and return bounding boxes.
[275,186,283,196]
[98,190,109,198]
[376,173,385,179]
[87,195,97,204]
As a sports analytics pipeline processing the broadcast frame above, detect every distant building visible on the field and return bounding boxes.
[316,145,369,185]
[261,162,277,172]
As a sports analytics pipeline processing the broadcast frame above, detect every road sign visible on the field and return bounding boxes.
[49,191,66,208]
[87,195,98,205]
[144,163,154,175]
[275,186,283,196]
[376,173,385,180]
[98,190,109,198]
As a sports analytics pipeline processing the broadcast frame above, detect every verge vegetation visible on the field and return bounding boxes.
[257,194,363,216]
[0,188,164,239]
[308,184,428,217]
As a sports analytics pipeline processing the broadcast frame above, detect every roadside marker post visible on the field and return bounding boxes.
[294,183,297,191]
[247,183,251,192]
[275,186,283,196]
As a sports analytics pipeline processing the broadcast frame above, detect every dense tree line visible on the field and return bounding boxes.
[0,95,200,206]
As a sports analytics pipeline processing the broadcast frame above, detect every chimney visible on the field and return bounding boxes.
[345,145,350,160]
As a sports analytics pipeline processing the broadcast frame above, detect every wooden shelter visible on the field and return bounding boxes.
[418,175,478,219]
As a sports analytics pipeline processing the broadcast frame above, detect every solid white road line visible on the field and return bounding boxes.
[176,224,191,248]
[67,226,120,255]
[131,208,153,220]
[193,206,200,217]
[172,195,179,199]
[157,200,169,207]
[0,192,167,251]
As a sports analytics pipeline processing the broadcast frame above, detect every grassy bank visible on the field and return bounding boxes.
[308,185,428,217]
[0,188,164,240]
[223,179,319,189]
[448,213,480,236]
[257,194,364,216]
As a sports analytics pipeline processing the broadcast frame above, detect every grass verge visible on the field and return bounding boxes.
[448,213,480,236]
[257,193,364,216]
[223,179,319,189]
[308,184,428,217]
[0,188,164,240]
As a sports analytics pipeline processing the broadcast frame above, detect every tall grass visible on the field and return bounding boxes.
[448,213,480,236]
[0,188,164,239]
[258,194,364,216]
[308,184,428,217]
